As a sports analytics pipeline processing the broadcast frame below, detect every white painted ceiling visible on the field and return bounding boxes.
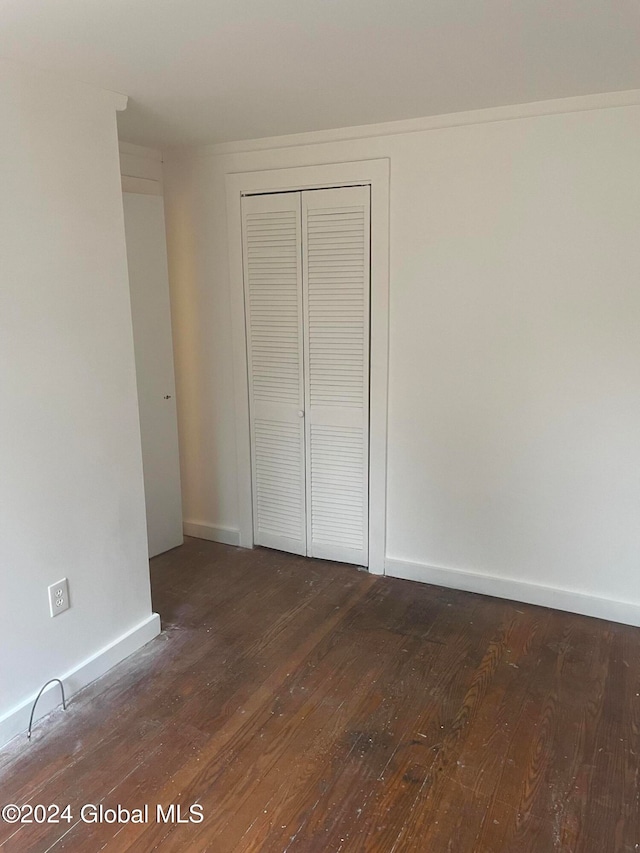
[2,0,639,148]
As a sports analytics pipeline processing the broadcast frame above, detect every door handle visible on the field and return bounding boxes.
[297,410,304,418]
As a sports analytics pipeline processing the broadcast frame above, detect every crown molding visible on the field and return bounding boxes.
[112,92,128,112]
[118,140,163,160]
[164,89,640,161]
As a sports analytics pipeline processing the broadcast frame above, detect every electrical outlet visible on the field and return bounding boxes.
[48,578,70,617]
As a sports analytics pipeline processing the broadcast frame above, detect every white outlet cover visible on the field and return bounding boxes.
[48,578,70,617]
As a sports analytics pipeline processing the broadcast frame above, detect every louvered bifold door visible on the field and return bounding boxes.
[302,187,371,566]
[242,192,307,556]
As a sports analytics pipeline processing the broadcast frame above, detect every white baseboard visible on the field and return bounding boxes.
[0,612,161,749]
[183,521,241,547]
[385,558,640,628]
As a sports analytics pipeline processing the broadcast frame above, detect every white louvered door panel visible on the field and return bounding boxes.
[242,193,307,556]
[302,186,371,566]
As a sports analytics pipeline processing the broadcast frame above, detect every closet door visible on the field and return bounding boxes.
[302,187,370,566]
[242,192,307,555]
[124,192,183,558]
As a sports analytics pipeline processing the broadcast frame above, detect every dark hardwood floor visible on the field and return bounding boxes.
[1,537,639,851]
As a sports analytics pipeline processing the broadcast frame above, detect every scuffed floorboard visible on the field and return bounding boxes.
[0,537,638,851]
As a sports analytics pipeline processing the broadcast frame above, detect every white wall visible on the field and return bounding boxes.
[0,61,159,746]
[163,95,640,623]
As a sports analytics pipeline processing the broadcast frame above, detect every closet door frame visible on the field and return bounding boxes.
[226,159,390,575]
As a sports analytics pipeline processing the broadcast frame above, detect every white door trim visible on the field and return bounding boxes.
[226,159,390,575]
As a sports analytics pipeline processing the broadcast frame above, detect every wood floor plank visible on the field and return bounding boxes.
[256,597,483,852]
[0,538,638,852]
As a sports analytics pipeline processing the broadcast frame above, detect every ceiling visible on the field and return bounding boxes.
[2,0,640,149]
